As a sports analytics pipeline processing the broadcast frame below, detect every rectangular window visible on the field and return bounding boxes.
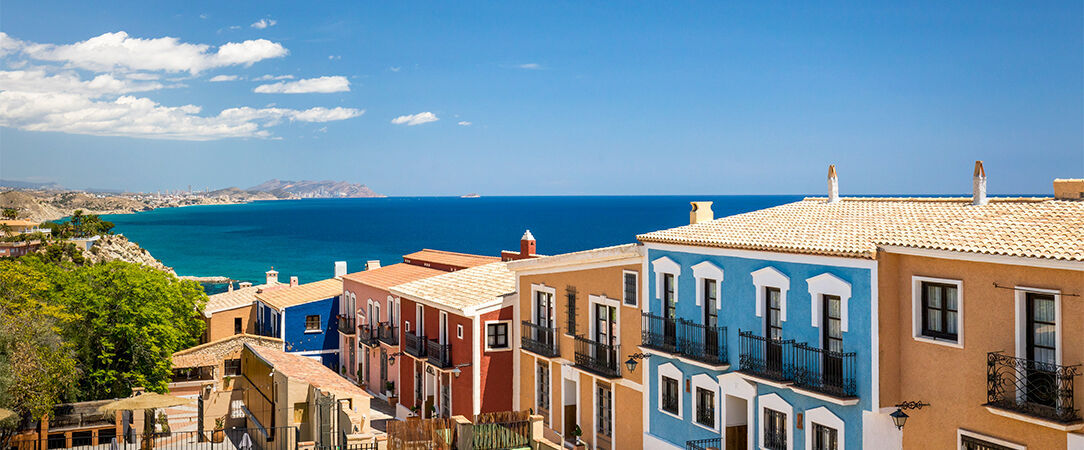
[663,273,677,346]
[763,408,787,450]
[487,322,509,349]
[661,376,679,415]
[536,362,550,425]
[623,272,638,306]
[596,384,612,437]
[961,435,1015,450]
[695,387,714,427]
[766,287,782,340]
[536,290,553,327]
[566,286,577,335]
[921,282,959,341]
[234,317,243,334]
[224,358,241,376]
[811,423,838,450]
[305,315,321,331]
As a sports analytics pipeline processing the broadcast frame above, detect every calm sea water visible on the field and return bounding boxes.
[103,196,801,293]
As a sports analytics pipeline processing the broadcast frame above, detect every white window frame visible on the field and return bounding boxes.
[457,324,464,339]
[956,429,1026,450]
[757,393,793,450]
[692,261,724,309]
[752,266,789,321]
[806,273,851,333]
[484,320,513,352]
[652,256,682,304]
[622,270,640,308]
[387,295,396,325]
[1014,286,1063,406]
[404,320,410,333]
[530,284,557,325]
[803,406,844,450]
[691,373,719,432]
[911,276,964,348]
[657,362,683,420]
[587,295,621,345]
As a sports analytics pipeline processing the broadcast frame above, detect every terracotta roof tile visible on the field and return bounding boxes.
[637,197,1084,262]
[390,262,514,312]
[171,334,282,368]
[255,278,343,310]
[247,344,369,399]
[341,263,446,291]
[402,249,500,269]
[205,282,284,314]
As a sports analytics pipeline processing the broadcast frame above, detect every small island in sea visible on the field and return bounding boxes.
[460,193,481,198]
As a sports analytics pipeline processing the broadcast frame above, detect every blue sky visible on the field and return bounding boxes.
[0,1,1080,195]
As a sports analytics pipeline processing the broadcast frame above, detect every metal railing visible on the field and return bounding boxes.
[737,330,795,383]
[377,322,399,346]
[641,312,678,353]
[358,324,377,346]
[793,342,857,398]
[11,427,301,450]
[427,340,452,368]
[642,313,728,366]
[686,438,722,450]
[573,335,621,378]
[985,351,1081,423]
[404,331,427,358]
[47,412,116,431]
[336,315,355,335]
[521,321,560,358]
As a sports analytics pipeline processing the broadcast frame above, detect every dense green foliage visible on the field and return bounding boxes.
[45,210,115,238]
[0,255,207,421]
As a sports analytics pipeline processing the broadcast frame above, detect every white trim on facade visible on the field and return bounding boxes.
[752,266,789,321]
[806,272,851,332]
[483,320,513,352]
[910,276,964,349]
[879,245,1084,272]
[657,362,684,420]
[692,261,724,309]
[1014,286,1063,366]
[652,256,682,301]
[690,373,720,433]
[804,407,845,450]
[623,269,640,308]
[957,429,1026,450]
[645,243,878,270]
[757,393,794,450]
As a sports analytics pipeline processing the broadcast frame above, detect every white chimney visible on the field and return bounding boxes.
[290,276,299,287]
[366,260,381,270]
[228,282,234,292]
[827,165,839,203]
[334,261,347,278]
[239,281,253,288]
[265,268,279,285]
[690,202,714,225]
[972,161,988,205]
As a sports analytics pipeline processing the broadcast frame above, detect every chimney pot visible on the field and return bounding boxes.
[827,165,839,203]
[228,282,234,292]
[690,202,714,224]
[265,268,279,285]
[334,261,347,278]
[520,230,536,256]
[366,260,381,270]
[290,276,299,287]
[1053,178,1084,200]
[972,160,988,205]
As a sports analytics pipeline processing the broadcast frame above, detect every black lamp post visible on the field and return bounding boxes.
[891,401,929,430]
[625,353,650,373]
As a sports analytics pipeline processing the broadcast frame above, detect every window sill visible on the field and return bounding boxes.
[692,419,718,434]
[305,330,322,334]
[657,407,682,421]
[912,335,962,349]
[485,347,513,353]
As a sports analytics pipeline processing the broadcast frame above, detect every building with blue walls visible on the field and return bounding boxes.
[254,277,344,370]
[635,187,900,449]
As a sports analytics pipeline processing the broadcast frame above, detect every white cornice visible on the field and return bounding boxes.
[879,245,1084,271]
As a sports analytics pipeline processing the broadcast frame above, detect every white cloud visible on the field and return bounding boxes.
[208,74,240,82]
[0,32,24,57]
[0,69,165,97]
[457,121,471,126]
[199,13,209,20]
[391,112,438,126]
[0,90,363,141]
[228,25,242,30]
[254,74,293,81]
[251,19,277,29]
[16,31,287,74]
[328,55,341,60]
[389,66,400,72]
[253,76,349,94]
[516,63,541,70]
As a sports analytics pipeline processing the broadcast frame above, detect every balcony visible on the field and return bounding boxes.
[521,321,560,358]
[737,330,795,383]
[377,322,399,346]
[358,324,378,346]
[792,342,857,399]
[337,314,356,335]
[427,340,452,368]
[985,351,1082,428]
[686,438,721,450]
[574,335,621,378]
[642,312,728,367]
[404,331,427,358]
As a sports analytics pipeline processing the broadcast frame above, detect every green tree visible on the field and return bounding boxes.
[0,209,15,220]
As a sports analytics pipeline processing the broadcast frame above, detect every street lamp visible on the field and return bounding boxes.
[890,401,929,430]
[387,351,405,365]
[625,353,650,373]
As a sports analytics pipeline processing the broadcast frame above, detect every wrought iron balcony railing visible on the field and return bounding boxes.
[686,438,721,450]
[358,323,378,346]
[427,340,452,368]
[737,330,795,383]
[378,322,399,346]
[522,321,560,358]
[404,331,427,358]
[641,312,728,366]
[337,314,356,335]
[985,351,1081,424]
[574,335,621,378]
[792,342,858,399]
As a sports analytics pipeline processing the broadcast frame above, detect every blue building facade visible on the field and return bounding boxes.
[255,294,341,370]
[641,243,878,450]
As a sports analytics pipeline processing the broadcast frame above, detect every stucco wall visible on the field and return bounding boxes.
[879,252,1084,450]
[284,297,340,361]
[206,305,256,343]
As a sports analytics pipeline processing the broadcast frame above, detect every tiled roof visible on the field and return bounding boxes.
[255,278,343,311]
[247,344,369,399]
[341,263,446,291]
[637,197,1084,262]
[0,220,39,227]
[171,334,282,368]
[205,282,283,314]
[506,243,642,271]
[402,249,500,269]
[390,262,514,312]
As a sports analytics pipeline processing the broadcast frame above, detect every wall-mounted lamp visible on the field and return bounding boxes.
[387,351,405,365]
[625,353,651,373]
[450,363,471,378]
[891,401,930,430]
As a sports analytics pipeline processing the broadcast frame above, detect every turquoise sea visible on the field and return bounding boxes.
[103,196,801,293]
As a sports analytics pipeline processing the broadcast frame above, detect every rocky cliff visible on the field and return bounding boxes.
[82,234,176,275]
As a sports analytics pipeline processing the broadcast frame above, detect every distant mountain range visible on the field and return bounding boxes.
[0,179,64,190]
[246,179,383,198]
